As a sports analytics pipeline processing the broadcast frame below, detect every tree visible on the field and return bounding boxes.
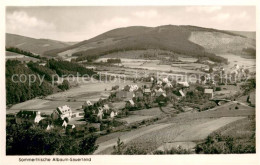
[6,125,99,155]
[112,138,125,154]
[79,135,99,154]
[58,80,70,91]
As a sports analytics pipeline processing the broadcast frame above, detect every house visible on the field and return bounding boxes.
[126,99,135,107]
[62,120,68,128]
[135,88,144,99]
[204,89,214,98]
[97,107,104,120]
[102,104,110,113]
[164,82,173,88]
[46,124,54,131]
[51,105,72,121]
[82,100,93,109]
[155,88,165,97]
[179,89,185,97]
[109,110,118,118]
[16,110,44,125]
[177,81,189,87]
[144,88,151,95]
[162,78,169,83]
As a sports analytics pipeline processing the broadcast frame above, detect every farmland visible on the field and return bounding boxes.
[95,100,255,154]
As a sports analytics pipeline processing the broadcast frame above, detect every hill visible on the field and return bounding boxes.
[6,33,71,55]
[43,25,255,63]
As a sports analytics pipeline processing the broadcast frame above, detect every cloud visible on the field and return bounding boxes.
[212,13,231,22]
[6,11,56,36]
[101,17,130,27]
[186,6,222,13]
[133,9,158,18]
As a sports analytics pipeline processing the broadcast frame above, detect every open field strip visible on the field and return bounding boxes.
[94,123,172,154]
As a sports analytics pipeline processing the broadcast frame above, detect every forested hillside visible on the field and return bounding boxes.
[6,59,97,105]
[43,25,255,63]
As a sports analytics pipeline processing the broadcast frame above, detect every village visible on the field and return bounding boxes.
[6,61,255,143]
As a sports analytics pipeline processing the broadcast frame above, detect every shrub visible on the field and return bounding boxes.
[153,146,191,154]
[195,134,255,154]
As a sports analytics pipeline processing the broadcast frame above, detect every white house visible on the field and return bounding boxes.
[46,124,54,131]
[179,89,185,97]
[204,89,214,98]
[110,111,118,118]
[97,107,104,120]
[177,81,189,87]
[52,105,73,121]
[162,78,169,83]
[82,100,93,109]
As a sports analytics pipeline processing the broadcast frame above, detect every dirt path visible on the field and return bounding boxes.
[94,123,172,154]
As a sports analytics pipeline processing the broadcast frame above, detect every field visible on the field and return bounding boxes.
[7,79,150,114]
[216,53,256,73]
[6,51,40,62]
[94,100,255,154]
[96,58,205,74]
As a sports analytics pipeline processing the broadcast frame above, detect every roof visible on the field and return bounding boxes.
[57,105,71,114]
[162,78,169,83]
[157,88,164,92]
[16,110,40,118]
[98,107,103,111]
[177,81,189,87]
[128,99,135,105]
[179,89,185,97]
[204,89,214,94]
[86,100,92,106]
[103,104,110,110]
[144,89,151,93]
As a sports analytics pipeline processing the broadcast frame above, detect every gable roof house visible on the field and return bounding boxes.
[204,89,214,99]
[97,107,104,120]
[51,105,73,121]
[177,81,189,88]
[16,110,44,125]
[102,104,110,113]
[155,88,165,97]
[110,110,118,118]
[179,89,185,97]
[126,99,135,108]
[82,100,93,109]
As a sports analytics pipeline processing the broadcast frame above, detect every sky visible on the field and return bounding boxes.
[6,6,256,42]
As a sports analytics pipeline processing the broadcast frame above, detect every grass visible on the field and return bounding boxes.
[195,117,255,154]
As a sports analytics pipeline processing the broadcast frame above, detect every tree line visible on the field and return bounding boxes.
[6,47,46,60]
[6,59,98,105]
